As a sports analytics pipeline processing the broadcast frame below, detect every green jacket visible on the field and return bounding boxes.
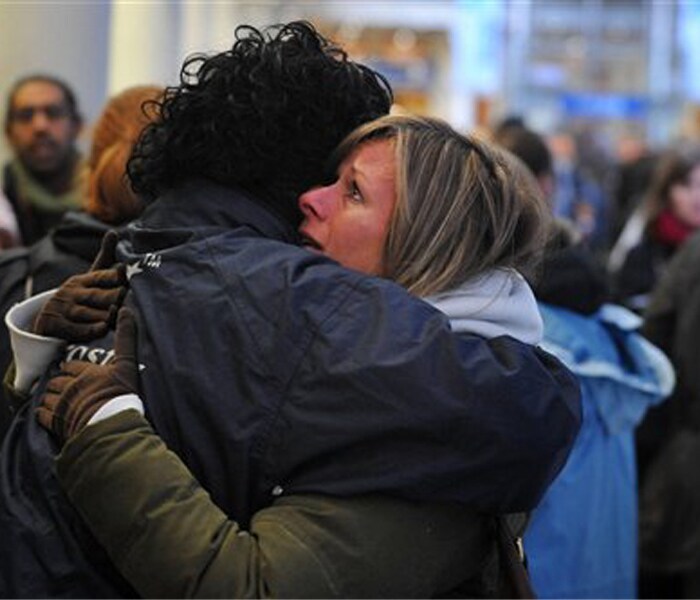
[57,411,498,598]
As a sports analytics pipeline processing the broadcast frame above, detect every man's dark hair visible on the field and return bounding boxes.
[4,74,82,131]
[128,21,393,226]
[494,114,526,137]
[494,125,552,180]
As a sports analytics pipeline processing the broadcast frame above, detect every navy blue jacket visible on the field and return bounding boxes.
[0,179,581,597]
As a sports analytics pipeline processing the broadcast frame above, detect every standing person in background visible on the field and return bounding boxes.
[548,130,609,253]
[637,228,700,599]
[496,125,674,599]
[608,135,658,251]
[3,75,84,245]
[491,122,556,206]
[614,147,700,312]
[528,222,672,599]
[0,85,161,443]
[607,145,660,274]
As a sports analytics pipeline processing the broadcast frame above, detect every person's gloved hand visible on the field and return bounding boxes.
[33,231,128,341]
[36,307,139,444]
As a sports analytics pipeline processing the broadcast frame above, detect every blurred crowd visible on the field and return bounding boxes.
[489,117,700,599]
[1,22,700,600]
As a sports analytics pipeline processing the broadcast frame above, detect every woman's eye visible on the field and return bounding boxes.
[348,182,363,203]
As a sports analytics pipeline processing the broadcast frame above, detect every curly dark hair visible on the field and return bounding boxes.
[128,21,392,226]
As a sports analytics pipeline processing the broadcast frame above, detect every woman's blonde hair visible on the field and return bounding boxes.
[85,85,162,224]
[330,115,550,296]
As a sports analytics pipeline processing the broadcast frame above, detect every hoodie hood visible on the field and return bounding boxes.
[538,302,674,434]
[425,269,543,345]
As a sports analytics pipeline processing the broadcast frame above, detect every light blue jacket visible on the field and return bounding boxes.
[525,303,674,599]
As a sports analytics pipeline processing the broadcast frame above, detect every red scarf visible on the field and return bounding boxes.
[654,209,696,248]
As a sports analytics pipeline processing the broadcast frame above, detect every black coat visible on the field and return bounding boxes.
[615,234,675,312]
[638,232,700,573]
[640,231,700,468]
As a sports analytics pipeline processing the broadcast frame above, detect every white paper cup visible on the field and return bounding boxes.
[5,289,66,392]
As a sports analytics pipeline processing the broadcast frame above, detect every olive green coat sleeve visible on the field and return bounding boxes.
[57,411,493,599]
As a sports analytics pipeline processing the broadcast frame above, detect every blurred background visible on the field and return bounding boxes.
[1,0,699,165]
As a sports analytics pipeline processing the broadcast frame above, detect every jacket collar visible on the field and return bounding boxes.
[138,179,299,244]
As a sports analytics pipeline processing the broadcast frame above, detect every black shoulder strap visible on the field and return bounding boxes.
[495,514,537,599]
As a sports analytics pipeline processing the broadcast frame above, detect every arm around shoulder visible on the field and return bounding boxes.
[56,411,491,598]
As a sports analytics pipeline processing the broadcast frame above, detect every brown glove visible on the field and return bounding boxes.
[37,307,140,444]
[33,231,128,341]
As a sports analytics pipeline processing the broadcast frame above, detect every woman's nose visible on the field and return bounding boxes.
[299,185,334,221]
